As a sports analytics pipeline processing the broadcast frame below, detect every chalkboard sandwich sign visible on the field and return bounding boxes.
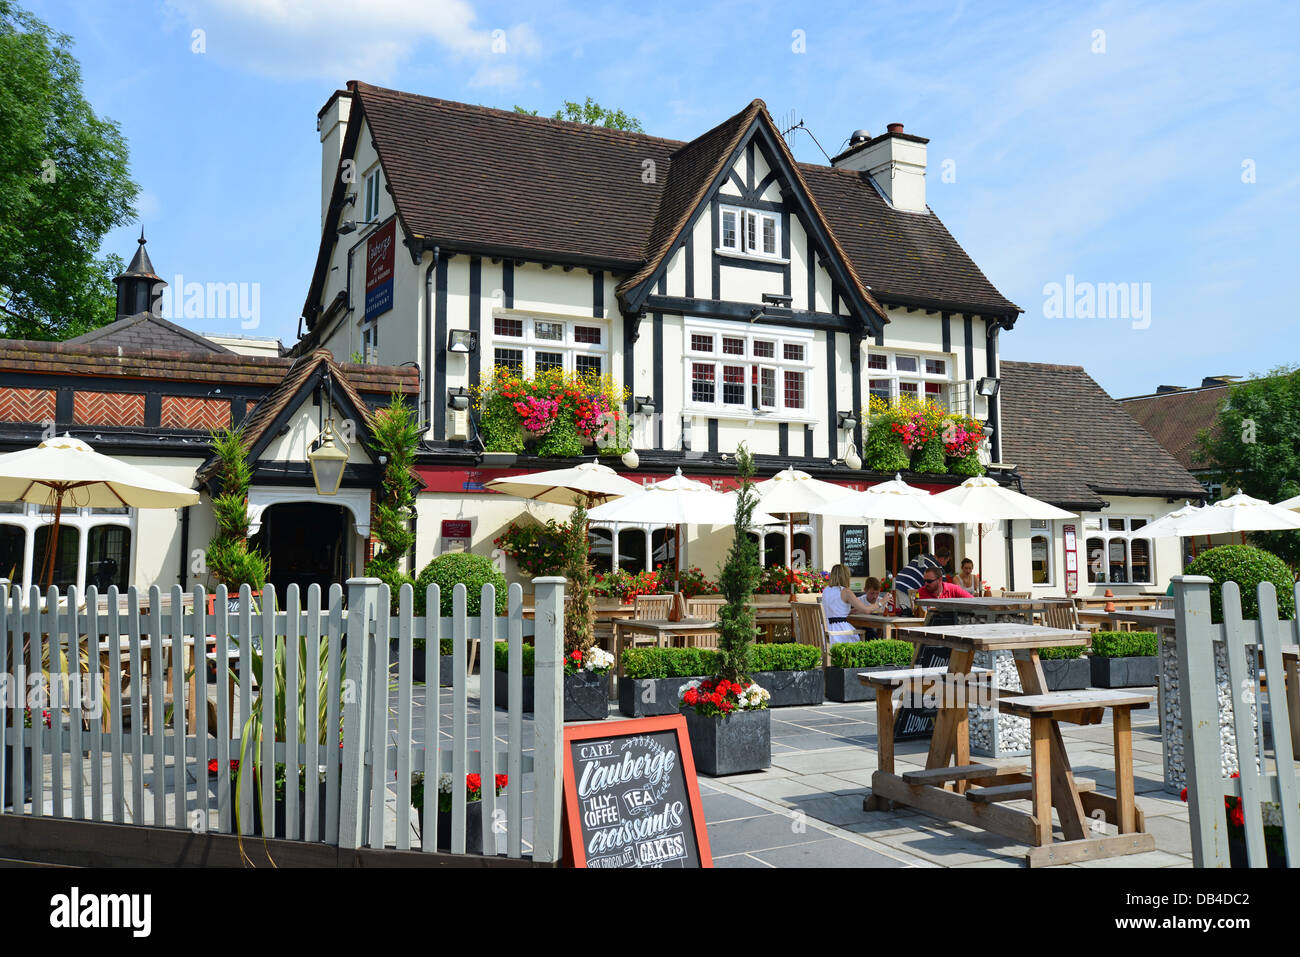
[562,715,713,868]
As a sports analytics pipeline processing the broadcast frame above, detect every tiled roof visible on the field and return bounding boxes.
[67,313,234,354]
[0,338,418,393]
[1118,386,1228,471]
[194,349,402,485]
[306,83,1019,326]
[999,361,1206,508]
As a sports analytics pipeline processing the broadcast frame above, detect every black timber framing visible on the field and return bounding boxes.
[645,296,854,332]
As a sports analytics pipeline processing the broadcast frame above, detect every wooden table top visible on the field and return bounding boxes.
[894,622,1092,652]
[1074,595,1170,609]
[615,618,722,635]
[913,597,1064,612]
[850,613,927,626]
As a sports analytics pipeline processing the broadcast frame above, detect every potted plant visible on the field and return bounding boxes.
[1184,545,1297,622]
[223,759,328,841]
[3,707,46,808]
[824,639,914,702]
[1038,644,1090,691]
[747,642,824,707]
[1088,630,1158,688]
[408,637,456,685]
[412,771,508,854]
[1180,773,1288,868]
[494,640,536,712]
[563,645,614,721]
[678,444,771,776]
[619,647,718,718]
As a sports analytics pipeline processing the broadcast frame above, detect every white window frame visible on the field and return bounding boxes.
[866,349,956,409]
[1082,514,1153,585]
[747,524,817,568]
[363,168,383,223]
[683,318,814,422]
[487,310,610,379]
[0,504,137,596]
[717,204,783,261]
[1029,519,1054,586]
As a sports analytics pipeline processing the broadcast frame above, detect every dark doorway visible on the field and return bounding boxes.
[252,502,351,595]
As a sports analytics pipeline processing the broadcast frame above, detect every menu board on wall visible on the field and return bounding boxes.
[840,525,870,576]
[562,716,712,868]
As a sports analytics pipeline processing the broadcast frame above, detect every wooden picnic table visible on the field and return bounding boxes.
[862,621,1157,866]
[1074,595,1170,611]
[912,596,1059,620]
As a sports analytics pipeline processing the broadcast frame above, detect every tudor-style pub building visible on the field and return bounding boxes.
[298,83,1033,584]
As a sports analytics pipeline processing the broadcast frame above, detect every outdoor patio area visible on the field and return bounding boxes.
[11,669,1198,868]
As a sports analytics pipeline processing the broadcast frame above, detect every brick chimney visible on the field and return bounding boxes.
[832,123,930,213]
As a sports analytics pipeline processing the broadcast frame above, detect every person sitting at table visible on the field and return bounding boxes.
[955,558,982,596]
[858,576,887,612]
[822,564,877,645]
[919,566,974,600]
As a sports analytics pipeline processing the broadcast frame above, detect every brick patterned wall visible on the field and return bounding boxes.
[0,387,56,423]
[73,391,145,426]
[160,396,231,430]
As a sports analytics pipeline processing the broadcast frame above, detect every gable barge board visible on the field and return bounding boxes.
[644,296,855,332]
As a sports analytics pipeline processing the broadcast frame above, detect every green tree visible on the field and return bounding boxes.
[716,444,762,683]
[513,97,643,132]
[366,395,421,609]
[1199,365,1300,565]
[0,0,138,340]
[561,502,595,654]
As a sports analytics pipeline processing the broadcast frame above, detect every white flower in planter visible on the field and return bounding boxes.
[584,647,614,672]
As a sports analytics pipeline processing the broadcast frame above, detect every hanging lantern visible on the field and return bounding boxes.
[309,418,349,495]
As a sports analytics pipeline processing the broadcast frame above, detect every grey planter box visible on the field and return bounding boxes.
[1041,657,1091,691]
[824,665,912,702]
[494,670,535,713]
[1090,655,1158,688]
[749,669,824,707]
[619,675,706,718]
[682,707,771,776]
[564,670,609,721]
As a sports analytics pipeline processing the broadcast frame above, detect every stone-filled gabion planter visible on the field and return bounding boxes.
[1160,631,1259,794]
[682,708,771,776]
[748,669,824,708]
[619,676,707,718]
[970,650,1029,757]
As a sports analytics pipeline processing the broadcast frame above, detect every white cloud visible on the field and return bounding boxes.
[164,0,536,83]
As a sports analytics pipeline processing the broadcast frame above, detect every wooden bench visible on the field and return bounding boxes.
[998,689,1154,852]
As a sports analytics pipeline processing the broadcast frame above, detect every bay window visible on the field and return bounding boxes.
[1083,515,1152,584]
[684,320,813,419]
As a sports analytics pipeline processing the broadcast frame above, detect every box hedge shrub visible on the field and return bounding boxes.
[1183,544,1296,623]
[493,639,535,676]
[622,647,720,680]
[414,553,508,617]
[1038,645,1085,660]
[749,643,822,672]
[829,639,913,669]
[1090,630,1157,658]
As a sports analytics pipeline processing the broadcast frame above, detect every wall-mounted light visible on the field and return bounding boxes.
[447,387,470,411]
[621,449,639,469]
[448,330,478,354]
[337,219,382,236]
[837,411,858,432]
[976,376,1001,397]
[634,395,656,415]
[844,442,862,471]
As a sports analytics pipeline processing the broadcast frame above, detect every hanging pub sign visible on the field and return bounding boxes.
[562,715,712,868]
[839,525,869,576]
[364,219,396,321]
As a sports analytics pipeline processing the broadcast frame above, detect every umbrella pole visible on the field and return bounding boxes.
[978,525,984,597]
[892,519,900,608]
[788,514,795,595]
[40,488,65,591]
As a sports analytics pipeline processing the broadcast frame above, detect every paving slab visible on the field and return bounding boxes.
[749,837,908,868]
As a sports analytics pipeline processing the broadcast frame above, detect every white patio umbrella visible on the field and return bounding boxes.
[484,460,643,508]
[0,435,200,589]
[1276,493,1300,511]
[1140,491,1300,545]
[587,468,779,575]
[809,474,979,603]
[752,468,849,577]
[934,476,1075,590]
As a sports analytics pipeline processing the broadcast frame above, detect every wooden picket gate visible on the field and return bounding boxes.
[1172,575,1300,867]
[0,575,565,865]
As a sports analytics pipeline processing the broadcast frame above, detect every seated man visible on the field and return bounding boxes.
[918,567,974,600]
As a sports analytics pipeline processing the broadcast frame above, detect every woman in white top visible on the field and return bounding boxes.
[821,564,879,645]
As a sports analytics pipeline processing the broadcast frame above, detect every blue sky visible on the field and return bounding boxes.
[27,0,1300,398]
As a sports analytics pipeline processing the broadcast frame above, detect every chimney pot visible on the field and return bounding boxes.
[887,122,905,134]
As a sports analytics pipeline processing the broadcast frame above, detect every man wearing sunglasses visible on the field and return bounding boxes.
[920,568,973,600]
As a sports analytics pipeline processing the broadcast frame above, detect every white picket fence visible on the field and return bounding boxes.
[0,575,565,862]
[1173,575,1300,867]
